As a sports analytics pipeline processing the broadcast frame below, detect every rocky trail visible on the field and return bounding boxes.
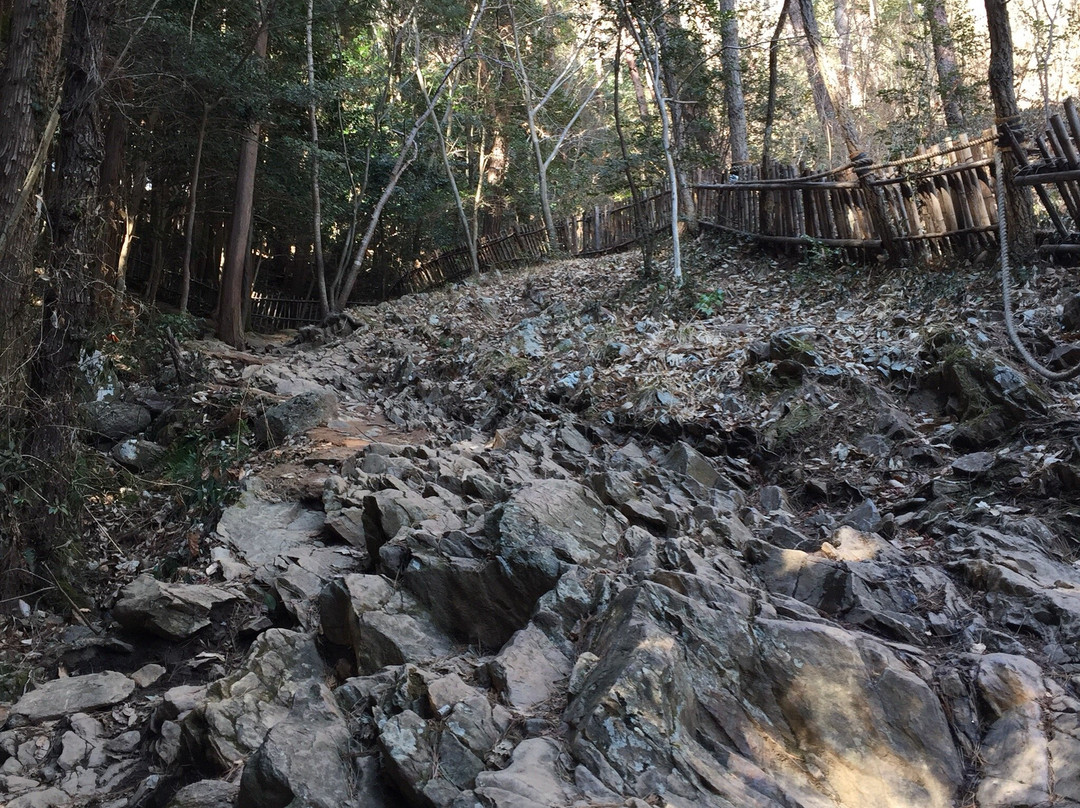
[5,242,1080,808]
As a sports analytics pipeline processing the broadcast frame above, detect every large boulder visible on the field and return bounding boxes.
[919,333,1049,448]
[81,400,152,441]
[320,574,455,674]
[376,673,511,807]
[237,689,357,808]
[566,579,962,808]
[214,488,326,571]
[166,780,239,808]
[471,738,582,808]
[400,479,622,648]
[185,629,329,768]
[113,575,239,641]
[10,671,135,722]
[256,390,338,446]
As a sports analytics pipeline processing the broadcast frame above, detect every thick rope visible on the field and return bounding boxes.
[995,148,1080,380]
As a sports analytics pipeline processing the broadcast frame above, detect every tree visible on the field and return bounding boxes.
[924,0,965,128]
[718,0,749,165]
[334,0,487,311]
[218,1,271,348]
[504,0,603,252]
[18,0,114,594]
[985,0,1036,258]
[0,0,66,595]
[624,0,683,282]
[306,0,330,319]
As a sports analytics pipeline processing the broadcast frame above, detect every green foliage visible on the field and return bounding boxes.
[162,425,251,517]
[693,287,726,317]
[799,237,857,274]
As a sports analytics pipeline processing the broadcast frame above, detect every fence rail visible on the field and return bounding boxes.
[135,99,1080,332]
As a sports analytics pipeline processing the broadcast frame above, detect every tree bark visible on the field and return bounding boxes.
[761,0,790,171]
[0,0,65,596]
[626,1,681,283]
[614,28,654,276]
[718,0,749,165]
[833,0,855,105]
[306,0,329,319]
[925,0,965,129]
[218,8,269,348]
[0,0,65,424]
[787,0,839,157]
[114,108,160,314]
[180,101,209,314]
[985,0,1036,258]
[795,0,859,157]
[24,0,113,589]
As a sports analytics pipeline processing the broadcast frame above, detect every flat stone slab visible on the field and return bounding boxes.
[215,489,326,569]
[11,671,135,721]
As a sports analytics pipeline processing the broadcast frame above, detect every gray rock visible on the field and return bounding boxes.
[660,442,726,489]
[131,663,166,688]
[186,629,328,768]
[489,623,572,712]
[759,485,792,514]
[951,451,996,476]
[81,400,152,441]
[325,506,368,551]
[215,490,326,571]
[920,336,1049,448]
[256,389,338,446]
[976,703,1050,808]
[7,786,73,808]
[11,672,135,722]
[166,780,239,808]
[113,575,238,641]
[840,499,882,532]
[56,732,88,770]
[1062,293,1080,332]
[473,738,581,808]
[1048,711,1080,802]
[976,654,1045,718]
[237,691,356,808]
[567,580,961,807]
[364,489,444,546]
[110,438,167,471]
[379,709,480,806]
[401,479,622,647]
[320,574,455,674]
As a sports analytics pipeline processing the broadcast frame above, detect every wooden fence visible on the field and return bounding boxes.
[134,100,1080,332]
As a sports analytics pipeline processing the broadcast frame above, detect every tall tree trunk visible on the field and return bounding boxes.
[925,0,965,129]
[114,108,160,314]
[25,0,112,590]
[180,101,209,314]
[797,0,901,255]
[787,0,839,158]
[624,52,649,121]
[614,28,654,276]
[795,0,859,157]
[218,9,269,348]
[654,15,697,235]
[833,0,855,105]
[626,2,681,283]
[419,70,479,277]
[0,0,65,596]
[985,0,1036,258]
[334,0,485,311]
[761,0,790,171]
[99,107,127,290]
[718,0,749,165]
[306,0,329,319]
